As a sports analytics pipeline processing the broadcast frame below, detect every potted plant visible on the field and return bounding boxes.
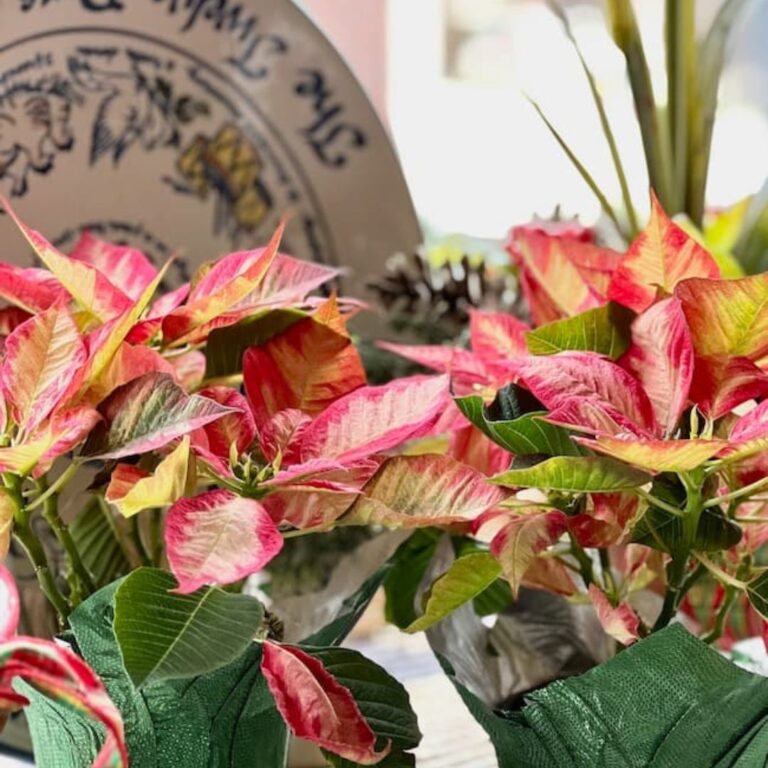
[377,194,768,764]
[0,198,478,767]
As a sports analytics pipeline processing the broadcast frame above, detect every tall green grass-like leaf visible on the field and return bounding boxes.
[666,0,695,213]
[547,1,639,235]
[605,0,673,211]
[528,98,628,240]
[689,0,753,225]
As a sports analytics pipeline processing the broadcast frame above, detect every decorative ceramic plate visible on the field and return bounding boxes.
[0,0,420,299]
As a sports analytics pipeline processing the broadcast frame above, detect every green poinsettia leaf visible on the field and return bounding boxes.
[631,474,742,555]
[302,646,421,767]
[25,579,289,768]
[113,567,265,687]
[384,530,441,630]
[301,560,394,647]
[525,303,634,359]
[405,552,501,633]
[456,391,580,457]
[492,456,650,492]
[439,624,768,767]
[746,570,768,620]
[70,497,131,587]
[632,505,742,555]
[473,577,514,617]
[204,308,306,378]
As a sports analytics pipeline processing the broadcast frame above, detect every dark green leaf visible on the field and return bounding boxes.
[384,531,441,629]
[492,456,650,492]
[28,579,290,768]
[302,561,393,647]
[746,570,768,620]
[525,303,633,358]
[113,567,264,687]
[70,497,130,587]
[474,578,514,617]
[632,476,742,555]
[456,393,580,457]
[204,308,306,378]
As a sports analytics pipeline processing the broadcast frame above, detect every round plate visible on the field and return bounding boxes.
[0,0,420,299]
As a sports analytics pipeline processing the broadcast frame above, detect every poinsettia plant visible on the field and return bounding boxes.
[0,199,490,767]
[382,192,768,652]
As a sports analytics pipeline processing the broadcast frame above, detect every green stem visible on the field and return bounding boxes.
[599,549,617,597]
[568,533,594,586]
[281,525,331,539]
[666,0,695,212]
[130,516,152,567]
[653,473,704,631]
[636,488,684,517]
[38,483,95,601]
[702,585,736,644]
[149,508,163,567]
[703,476,768,508]
[4,475,70,621]
[26,462,79,511]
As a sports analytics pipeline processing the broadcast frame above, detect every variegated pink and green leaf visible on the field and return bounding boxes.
[343,454,507,529]
[676,272,768,361]
[578,435,726,473]
[0,406,101,477]
[508,225,621,323]
[105,438,191,518]
[620,297,693,434]
[0,565,126,767]
[688,356,768,419]
[195,387,256,461]
[489,510,568,596]
[513,352,657,435]
[83,373,234,459]
[165,489,283,593]
[261,641,389,765]
[70,232,158,302]
[587,584,640,646]
[0,264,68,314]
[298,375,450,464]
[161,222,284,344]
[0,305,87,434]
[1,197,132,326]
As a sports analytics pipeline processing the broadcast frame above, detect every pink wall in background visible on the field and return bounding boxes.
[301,0,389,122]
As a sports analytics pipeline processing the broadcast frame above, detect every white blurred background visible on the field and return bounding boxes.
[303,0,768,239]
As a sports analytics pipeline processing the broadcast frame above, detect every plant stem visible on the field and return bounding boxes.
[702,585,736,644]
[130,516,152,566]
[703,476,768,508]
[666,0,695,212]
[653,472,704,631]
[38,482,95,601]
[636,488,684,517]
[568,533,594,586]
[281,525,331,539]
[26,462,79,511]
[599,549,617,596]
[149,508,163,566]
[4,474,70,621]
